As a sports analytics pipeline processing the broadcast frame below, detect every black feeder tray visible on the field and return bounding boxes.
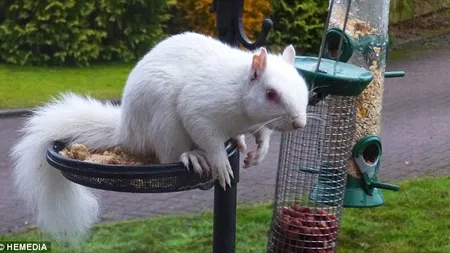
[46,139,240,253]
[46,140,238,193]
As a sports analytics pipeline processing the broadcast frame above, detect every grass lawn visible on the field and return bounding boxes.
[1,175,449,253]
[0,63,133,109]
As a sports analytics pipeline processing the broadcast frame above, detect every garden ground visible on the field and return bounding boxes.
[1,176,449,253]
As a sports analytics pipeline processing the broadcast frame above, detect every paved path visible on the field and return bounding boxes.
[1,47,449,234]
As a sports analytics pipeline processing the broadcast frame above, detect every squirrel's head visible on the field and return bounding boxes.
[242,45,309,132]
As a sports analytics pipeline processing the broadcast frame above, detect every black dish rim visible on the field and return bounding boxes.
[46,140,238,179]
[46,140,238,193]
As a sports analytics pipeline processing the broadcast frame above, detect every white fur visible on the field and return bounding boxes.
[118,32,308,188]
[10,93,120,244]
[10,32,308,244]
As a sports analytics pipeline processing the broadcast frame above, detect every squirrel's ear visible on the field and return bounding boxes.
[251,47,267,81]
[282,45,295,65]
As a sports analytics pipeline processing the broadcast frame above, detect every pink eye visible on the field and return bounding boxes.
[266,89,279,101]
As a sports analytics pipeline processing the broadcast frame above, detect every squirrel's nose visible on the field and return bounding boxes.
[293,118,306,129]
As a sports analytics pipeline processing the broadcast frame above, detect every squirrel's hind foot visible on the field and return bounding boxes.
[180,150,211,176]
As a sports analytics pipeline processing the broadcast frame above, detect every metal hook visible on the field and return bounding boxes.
[235,0,273,50]
[210,0,273,50]
[236,18,273,50]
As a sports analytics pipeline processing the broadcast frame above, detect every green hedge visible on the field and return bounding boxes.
[164,0,329,56]
[0,0,170,66]
[0,0,330,66]
[268,0,329,55]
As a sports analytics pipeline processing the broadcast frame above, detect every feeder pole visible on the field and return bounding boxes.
[212,145,239,253]
[212,0,240,47]
[210,1,271,252]
[211,3,240,252]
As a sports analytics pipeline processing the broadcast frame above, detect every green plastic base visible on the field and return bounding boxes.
[343,175,385,208]
[343,187,385,208]
[309,183,342,207]
[299,165,343,207]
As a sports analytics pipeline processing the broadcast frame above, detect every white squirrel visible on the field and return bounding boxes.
[10,32,309,244]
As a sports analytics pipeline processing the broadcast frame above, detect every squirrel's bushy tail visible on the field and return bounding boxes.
[10,92,121,244]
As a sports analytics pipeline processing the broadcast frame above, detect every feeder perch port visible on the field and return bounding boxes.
[323,27,381,64]
[323,28,405,79]
[343,135,400,208]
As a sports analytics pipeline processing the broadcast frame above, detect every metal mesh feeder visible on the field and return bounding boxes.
[266,58,372,253]
[266,0,377,252]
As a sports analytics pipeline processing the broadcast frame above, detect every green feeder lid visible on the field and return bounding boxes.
[294,56,373,97]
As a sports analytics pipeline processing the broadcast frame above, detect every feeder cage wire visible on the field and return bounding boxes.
[267,0,360,252]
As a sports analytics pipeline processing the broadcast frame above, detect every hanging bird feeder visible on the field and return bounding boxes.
[323,0,404,208]
[266,0,405,252]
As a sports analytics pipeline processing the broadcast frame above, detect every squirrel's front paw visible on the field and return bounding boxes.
[234,134,247,153]
[180,150,210,175]
[243,136,270,168]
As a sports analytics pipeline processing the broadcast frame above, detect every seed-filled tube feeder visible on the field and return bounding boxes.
[323,0,404,208]
[266,0,404,252]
